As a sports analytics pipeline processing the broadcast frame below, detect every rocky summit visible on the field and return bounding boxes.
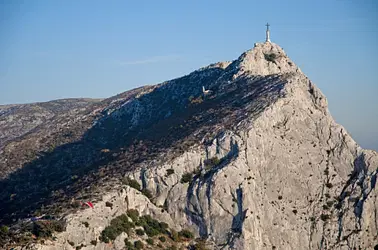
[0,42,377,250]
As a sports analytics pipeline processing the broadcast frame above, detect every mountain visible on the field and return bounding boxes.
[0,42,376,250]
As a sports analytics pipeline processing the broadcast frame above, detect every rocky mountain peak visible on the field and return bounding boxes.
[232,42,300,78]
[0,40,377,250]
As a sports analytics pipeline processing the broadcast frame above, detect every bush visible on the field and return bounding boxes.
[127,209,139,222]
[166,245,178,250]
[90,240,97,245]
[0,225,9,234]
[123,177,141,191]
[160,222,168,230]
[170,230,180,242]
[135,228,144,236]
[180,173,193,184]
[264,53,277,62]
[204,157,221,170]
[166,169,175,176]
[142,189,153,199]
[325,183,333,188]
[100,226,118,243]
[146,238,154,245]
[178,229,194,239]
[326,201,334,207]
[111,214,135,232]
[193,239,209,250]
[82,222,89,228]
[134,240,144,249]
[320,214,330,221]
[144,225,160,237]
[158,236,166,242]
[76,244,84,250]
[105,201,113,209]
[138,215,168,237]
[124,239,133,248]
[100,214,135,243]
[32,220,67,238]
[190,96,203,104]
[71,200,82,208]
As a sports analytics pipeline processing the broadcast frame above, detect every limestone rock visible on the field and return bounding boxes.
[1,42,376,250]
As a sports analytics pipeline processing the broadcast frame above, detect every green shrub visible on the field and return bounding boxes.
[325,183,333,188]
[144,225,160,237]
[190,96,203,104]
[134,240,144,249]
[178,229,194,239]
[166,245,178,250]
[82,222,89,228]
[32,220,66,238]
[111,214,135,232]
[76,244,84,250]
[71,200,82,208]
[170,230,180,242]
[127,209,139,222]
[180,173,193,184]
[90,240,97,245]
[320,214,330,221]
[123,177,141,191]
[146,238,154,245]
[193,239,209,250]
[264,53,277,62]
[100,214,135,243]
[124,239,133,248]
[105,201,113,209]
[135,228,144,236]
[158,236,166,242]
[204,157,221,170]
[160,222,168,230]
[100,226,118,243]
[0,225,9,234]
[138,215,168,237]
[326,201,334,207]
[142,189,153,199]
[166,169,175,176]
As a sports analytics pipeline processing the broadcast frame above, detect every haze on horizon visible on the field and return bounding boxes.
[0,0,377,151]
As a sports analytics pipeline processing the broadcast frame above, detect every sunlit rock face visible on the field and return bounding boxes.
[1,42,377,250]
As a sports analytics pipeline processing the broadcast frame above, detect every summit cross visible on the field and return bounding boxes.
[265,23,271,43]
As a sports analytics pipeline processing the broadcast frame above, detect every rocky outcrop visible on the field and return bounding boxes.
[1,42,376,250]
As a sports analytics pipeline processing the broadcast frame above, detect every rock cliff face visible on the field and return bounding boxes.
[0,42,376,250]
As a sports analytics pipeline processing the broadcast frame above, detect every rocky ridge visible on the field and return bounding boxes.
[0,42,376,250]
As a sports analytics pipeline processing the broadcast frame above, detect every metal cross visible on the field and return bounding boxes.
[266,23,270,31]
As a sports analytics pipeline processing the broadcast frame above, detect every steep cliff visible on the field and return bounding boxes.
[0,42,376,250]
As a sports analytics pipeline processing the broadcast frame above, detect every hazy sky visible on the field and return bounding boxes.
[0,0,377,151]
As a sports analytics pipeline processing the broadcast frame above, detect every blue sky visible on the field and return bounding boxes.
[0,0,377,150]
